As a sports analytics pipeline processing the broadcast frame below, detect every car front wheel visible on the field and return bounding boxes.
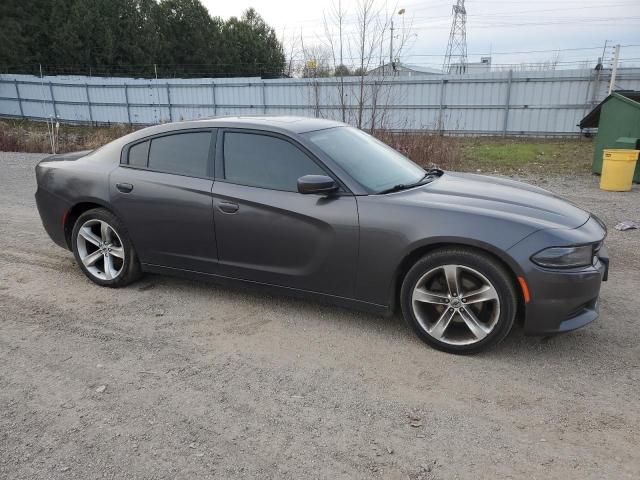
[400,247,517,354]
[71,208,141,287]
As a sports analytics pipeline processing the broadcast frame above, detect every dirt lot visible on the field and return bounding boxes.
[1,151,639,480]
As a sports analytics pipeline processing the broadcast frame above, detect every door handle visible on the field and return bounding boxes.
[218,201,239,214]
[116,182,133,193]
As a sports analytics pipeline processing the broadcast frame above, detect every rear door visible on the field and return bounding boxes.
[110,129,219,273]
[211,129,359,298]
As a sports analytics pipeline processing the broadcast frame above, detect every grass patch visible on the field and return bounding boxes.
[456,137,594,174]
[1,118,594,175]
[375,132,593,175]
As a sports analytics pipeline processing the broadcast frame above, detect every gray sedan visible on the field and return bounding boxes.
[35,116,608,353]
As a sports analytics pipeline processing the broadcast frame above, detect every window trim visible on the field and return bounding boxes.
[120,128,217,180]
[216,128,350,194]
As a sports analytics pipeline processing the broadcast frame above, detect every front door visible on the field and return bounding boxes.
[110,129,218,273]
[211,130,359,298]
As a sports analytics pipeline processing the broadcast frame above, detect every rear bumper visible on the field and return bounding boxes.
[35,187,70,250]
[508,217,608,336]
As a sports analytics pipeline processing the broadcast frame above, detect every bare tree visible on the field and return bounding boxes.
[352,0,386,128]
[300,34,336,118]
[352,0,415,131]
[322,0,349,121]
[294,0,414,130]
[300,43,334,78]
[281,30,302,78]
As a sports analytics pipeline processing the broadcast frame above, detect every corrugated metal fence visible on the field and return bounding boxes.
[1,68,639,135]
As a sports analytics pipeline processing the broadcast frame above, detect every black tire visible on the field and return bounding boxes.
[400,247,517,354]
[71,208,142,288]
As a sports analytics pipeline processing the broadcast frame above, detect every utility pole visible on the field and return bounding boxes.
[443,0,468,74]
[608,44,620,95]
[339,0,343,69]
[390,19,394,68]
[389,9,405,74]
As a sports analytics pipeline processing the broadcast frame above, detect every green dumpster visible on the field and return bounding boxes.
[579,91,640,183]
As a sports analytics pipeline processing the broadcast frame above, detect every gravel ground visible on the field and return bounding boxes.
[1,152,639,480]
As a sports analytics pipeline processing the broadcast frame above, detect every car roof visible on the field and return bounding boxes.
[206,115,346,133]
[126,116,346,141]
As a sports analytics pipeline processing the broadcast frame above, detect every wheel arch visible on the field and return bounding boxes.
[389,239,526,317]
[64,199,114,249]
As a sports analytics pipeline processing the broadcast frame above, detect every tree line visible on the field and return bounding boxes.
[0,0,286,78]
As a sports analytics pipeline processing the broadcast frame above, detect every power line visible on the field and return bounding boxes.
[297,15,640,42]
[290,3,638,28]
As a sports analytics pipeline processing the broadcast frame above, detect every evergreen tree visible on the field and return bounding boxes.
[156,0,223,76]
[221,8,285,77]
[0,0,285,78]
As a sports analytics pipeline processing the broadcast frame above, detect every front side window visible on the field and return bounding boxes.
[147,132,211,177]
[304,127,425,193]
[223,132,326,192]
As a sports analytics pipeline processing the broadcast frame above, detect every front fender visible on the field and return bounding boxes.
[354,196,535,306]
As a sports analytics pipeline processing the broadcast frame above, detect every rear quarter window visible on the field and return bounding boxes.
[128,140,149,167]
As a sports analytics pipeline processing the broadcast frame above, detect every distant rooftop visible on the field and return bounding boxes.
[367,62,443,76]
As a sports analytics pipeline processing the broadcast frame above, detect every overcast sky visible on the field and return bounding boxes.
[201,0,640,69]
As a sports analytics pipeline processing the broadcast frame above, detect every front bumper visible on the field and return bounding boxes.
[508,216,608,336]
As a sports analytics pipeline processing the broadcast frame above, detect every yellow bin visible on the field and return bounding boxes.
[600,149,639,191]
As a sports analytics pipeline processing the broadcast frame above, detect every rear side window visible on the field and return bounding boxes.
[148,132,211,177]
[223,132,325,192]
[128,140,149,167]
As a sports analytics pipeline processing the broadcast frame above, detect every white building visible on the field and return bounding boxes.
[448,57,492,74]
[367,62,443,77]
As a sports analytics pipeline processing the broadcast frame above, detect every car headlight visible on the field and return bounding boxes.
[531,245,594,269]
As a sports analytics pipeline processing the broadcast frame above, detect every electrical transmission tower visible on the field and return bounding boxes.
[443,0,468,74]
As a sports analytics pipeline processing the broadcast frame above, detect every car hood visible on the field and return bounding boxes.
[388,172,590,230]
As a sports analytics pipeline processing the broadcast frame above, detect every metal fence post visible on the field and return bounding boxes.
[262,81,267,114]
[48,81,57,118]
[166,83,173,122]
[211,82,217,117]
[14,80,24,117]
[438,79,446,134]
[590,66,602,109]
[85,84,93,124]
[503,70,513,136]
[582,70,593,116]
[124,84,132,124]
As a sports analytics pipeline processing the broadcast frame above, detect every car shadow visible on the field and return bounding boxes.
[140,272,406,331]
[135,272,605,362]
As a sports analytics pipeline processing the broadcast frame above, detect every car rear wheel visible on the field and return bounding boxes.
[400,247,517,354]
[71,208,141,287]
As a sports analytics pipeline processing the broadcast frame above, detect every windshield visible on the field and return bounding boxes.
[303,127,426,193]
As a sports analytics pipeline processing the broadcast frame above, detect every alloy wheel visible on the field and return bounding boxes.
[76,219,125,281]
[411,264,501,346]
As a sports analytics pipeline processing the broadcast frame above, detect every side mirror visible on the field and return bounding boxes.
[297,175,338,194]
